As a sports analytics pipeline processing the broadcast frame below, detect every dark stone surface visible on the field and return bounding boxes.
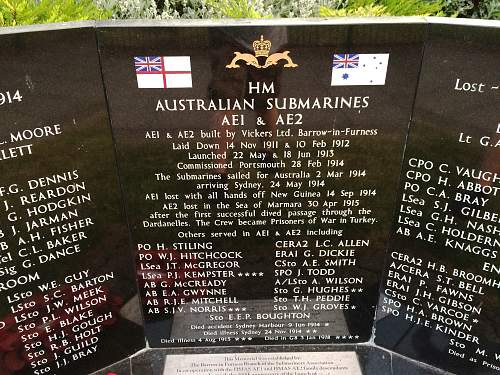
[131,345,451,375]
[131,345,391,375]
[91,358,131,375]
[0,25,144,375]
[392,354,451,375]
[0,18,498,375]
[375,21,500,375]
[97,21,426,348]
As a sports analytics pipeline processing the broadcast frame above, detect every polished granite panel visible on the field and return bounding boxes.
[91,358,132,375]
[98,21,426,348]
[0,26,144,375]
[131,345,391,375]
[130,345,452,375]
[391,354,452,375]
[0,17,499,375]
[375,22,500,375]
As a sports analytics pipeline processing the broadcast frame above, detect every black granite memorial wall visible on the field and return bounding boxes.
[97,20,425,348]
[375,20,500,375]
[0,17,498,375]
[0,24,144,375]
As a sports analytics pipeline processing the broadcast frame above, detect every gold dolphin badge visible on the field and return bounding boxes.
[226,35,298,69]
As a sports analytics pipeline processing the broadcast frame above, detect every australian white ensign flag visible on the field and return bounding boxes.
[134,56,192,89]
[331,53,389,86]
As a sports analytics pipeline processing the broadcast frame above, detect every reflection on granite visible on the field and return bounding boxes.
[374,21,500,375]
[91,358,131,375]
[0,25,144,375]
[98,20,426,349]
[392,354,452,375]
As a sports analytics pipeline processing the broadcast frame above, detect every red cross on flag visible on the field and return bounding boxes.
[134,56,192,88]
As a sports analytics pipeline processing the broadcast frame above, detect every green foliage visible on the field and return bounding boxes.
[94,0,158,19]
[95,0,218,19]
[444,0,500,19]
[266,0,316,17]
[320,3,389,16]
[380,0,444,15]
[162,0,216,18]
[441,0,473,16]
[0,0,111,26]
[0,0,497,25]
[265,0,346,17]
[206,0,270,18]
[320,0,443,16]
[477,0,500,19]
[97,0,373,19]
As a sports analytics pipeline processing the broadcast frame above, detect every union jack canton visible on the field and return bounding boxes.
[134,56,163,73]
[333,54,360,69]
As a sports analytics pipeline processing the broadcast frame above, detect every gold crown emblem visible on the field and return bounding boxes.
[253,35,271,57]
[226,34,298,69]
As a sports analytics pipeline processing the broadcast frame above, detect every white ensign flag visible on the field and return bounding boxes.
[331,53,389,86]
[134,56,192,89]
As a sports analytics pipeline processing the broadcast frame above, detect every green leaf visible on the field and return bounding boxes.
[379,0,443,15]
[319,4,389,16]
[0,0,111,26]
[206,0,269,18]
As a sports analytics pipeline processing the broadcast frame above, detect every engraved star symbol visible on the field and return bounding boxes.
[248,337,252,341]
[228,308,233,312]
[335,336,340,339]
[241,307,247,311]
[351,305,356,310]
[348,335,353,339]
[238,273,243,277]
[259,272,264,276]
[351,288,356,292]
[235,308,240,312]
[198,339,202,342]
[241,337,246,341]
[473,319,479,323]
[306,330,310,333]
[252,272,257,276]
[313,330,317,333]
[358,288,363,292]
[342,335,347,339]
[325,323,330,327]
[245,272,250,276]
[355,335,360,339]
[235,337,240,341]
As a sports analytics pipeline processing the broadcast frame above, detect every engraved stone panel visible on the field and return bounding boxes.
[98,21,425,347]
[0,24,144,375]
[375,20,500,375]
